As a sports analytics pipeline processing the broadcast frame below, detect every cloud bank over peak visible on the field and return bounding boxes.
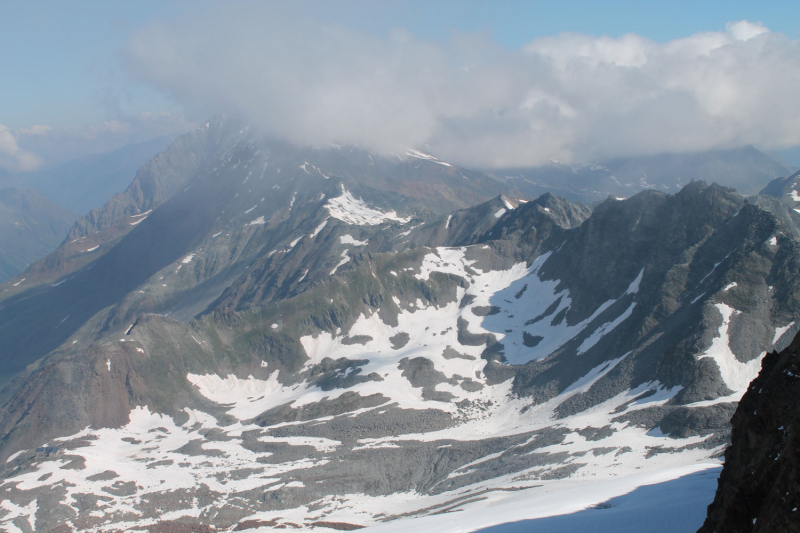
[123,7,800,168]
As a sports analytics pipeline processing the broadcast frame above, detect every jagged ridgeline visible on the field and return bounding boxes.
[1,117,799,532]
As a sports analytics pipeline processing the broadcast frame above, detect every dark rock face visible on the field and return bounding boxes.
[698,331,800,533]
[255,392,389,426]
[398,356,457,401]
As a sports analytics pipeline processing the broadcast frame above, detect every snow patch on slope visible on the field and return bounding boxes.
[310,218,329,238]
[577,303,636,355]
[325,187,411,226]
[773,321,795,345]
[340,234,368,246]
[411,249,640,366]
[699,303,764,394]
[406,149,452,167]
[330,250,351,275]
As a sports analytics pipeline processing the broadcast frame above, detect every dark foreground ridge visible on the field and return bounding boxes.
[698,330,800,533]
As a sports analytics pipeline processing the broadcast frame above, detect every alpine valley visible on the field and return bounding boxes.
[2,117,800,532]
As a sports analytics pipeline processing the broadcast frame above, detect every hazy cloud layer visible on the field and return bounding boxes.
[123,7,800,168]
[10,112,196,170]
[0,125,43,172]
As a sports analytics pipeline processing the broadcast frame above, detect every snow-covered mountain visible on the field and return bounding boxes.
[1,117,799,532]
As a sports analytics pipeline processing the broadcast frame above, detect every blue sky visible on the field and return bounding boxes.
[2,0,800,168]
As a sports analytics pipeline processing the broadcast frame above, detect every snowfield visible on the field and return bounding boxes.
[325,186,411,225]
[364,464,721,533]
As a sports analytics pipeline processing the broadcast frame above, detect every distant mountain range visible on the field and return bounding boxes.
[0,137,172,283]
[1,117,800,532]
[18,136,173,215]
[0,187,76,282]
[489,146,796,204]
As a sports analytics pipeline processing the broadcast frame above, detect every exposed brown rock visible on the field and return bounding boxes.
[143,521,215,533]
[233,520,278,531]
[307,521,365,530]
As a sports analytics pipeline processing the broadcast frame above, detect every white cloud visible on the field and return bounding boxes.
[0,125,43,171]
[726,20,769,41]
[121,6,800,168]
[18,125,52,137]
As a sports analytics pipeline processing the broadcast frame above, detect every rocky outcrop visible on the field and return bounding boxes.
[698,330,800,533]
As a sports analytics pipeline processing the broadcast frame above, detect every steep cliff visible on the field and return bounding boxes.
[698,331,800,532]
